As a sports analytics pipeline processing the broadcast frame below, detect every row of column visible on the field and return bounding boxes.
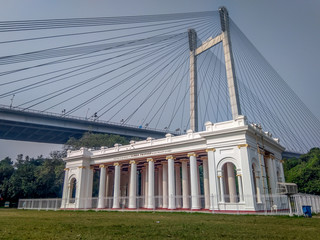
[97,153,211,210]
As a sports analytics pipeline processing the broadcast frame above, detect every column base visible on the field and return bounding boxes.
[191,207,201,210]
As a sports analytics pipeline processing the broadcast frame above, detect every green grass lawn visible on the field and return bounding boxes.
[0,209,319,239]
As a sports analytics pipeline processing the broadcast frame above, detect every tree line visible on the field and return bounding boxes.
[0,133,130,206]
[0,133,319,206]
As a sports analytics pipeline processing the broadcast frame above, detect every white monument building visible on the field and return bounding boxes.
[61,116,286,213]
[61,7,288,213]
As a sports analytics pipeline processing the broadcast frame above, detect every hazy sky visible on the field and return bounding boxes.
[0,0,319,160]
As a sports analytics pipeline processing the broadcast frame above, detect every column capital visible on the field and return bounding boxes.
[257,148,265,155]
[64,168,69,171]
[280,160,284,163]
[129,160,136,165]
[236,174,242,177]
[205,148,216,152]
[187,152,197,157]
[166,155,175,160]
[90,166,95,170]
[147,158,154,162]
[78,166,86,169]
[99,164,106,168]
[113,162,120,166]
[238,144,250,149]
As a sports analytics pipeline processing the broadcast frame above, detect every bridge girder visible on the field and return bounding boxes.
[0,106,168,144]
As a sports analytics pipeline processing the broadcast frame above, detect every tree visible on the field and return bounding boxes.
[7,155,44,201]
[0,151,66,203]
[34,151,65,198]
[0,157,14,202]
[283,147,320,195]
[65,132,130,150]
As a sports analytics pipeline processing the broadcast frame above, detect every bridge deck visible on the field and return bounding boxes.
[0,105,170,144]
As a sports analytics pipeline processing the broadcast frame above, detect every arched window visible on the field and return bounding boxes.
[69,178,77,203]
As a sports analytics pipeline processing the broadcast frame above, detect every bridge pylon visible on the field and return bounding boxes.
[188,6,241,132]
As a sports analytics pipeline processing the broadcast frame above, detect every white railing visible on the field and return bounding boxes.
[18,198,62,211]
[18,193,320,216]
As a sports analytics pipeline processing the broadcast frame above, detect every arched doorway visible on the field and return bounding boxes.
[69,178,77,203]
[221,162,239,203]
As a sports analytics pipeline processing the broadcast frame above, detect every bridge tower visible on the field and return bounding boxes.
[188,6,241,132]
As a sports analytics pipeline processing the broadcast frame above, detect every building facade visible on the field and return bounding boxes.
[61,116,286,212]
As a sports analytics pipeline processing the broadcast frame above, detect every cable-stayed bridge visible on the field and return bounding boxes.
[0,9,319,153]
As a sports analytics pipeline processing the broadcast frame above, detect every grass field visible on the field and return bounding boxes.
[0,209,319,239]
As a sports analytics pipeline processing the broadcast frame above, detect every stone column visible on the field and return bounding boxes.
[206,148,218,210]
[167,155,176,209]
[147,158,155,209]
[105,169,111,207]
[112,163,121,209]
[61,168,69,208]
[266,157,276,194]
[279,159,285,182]
[98,165,107,208]
[141,168,145,197]
[181,160,190,209]
[237,173,244,202]
[86,166,94,209]
[197,162,201,205]
[175,163,182,208]
[162,162,168,208]
[157,165,163,208]
[155,168,158,202]
[128,160,137,209]
[218,174,225,203]
[238,144,255,210]
[202,157,210,209]
[255,174,262,203]
[227,162,237,203]
[76,166,86,209]
[188,152,200,209]
[144,163,149,208]
[188,165,191,203]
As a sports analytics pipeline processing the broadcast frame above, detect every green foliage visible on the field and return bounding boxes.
[0,157,14,201]
[283,147,320,195]
[65,132,130,150]
[0,132,132,203]
[0,151,65,203]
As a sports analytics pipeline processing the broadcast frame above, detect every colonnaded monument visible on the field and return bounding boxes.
[61,7,289,213]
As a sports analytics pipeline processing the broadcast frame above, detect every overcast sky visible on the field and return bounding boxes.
[0,0,319,160]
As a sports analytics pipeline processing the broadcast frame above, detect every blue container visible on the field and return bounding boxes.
[302,205,312,218]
